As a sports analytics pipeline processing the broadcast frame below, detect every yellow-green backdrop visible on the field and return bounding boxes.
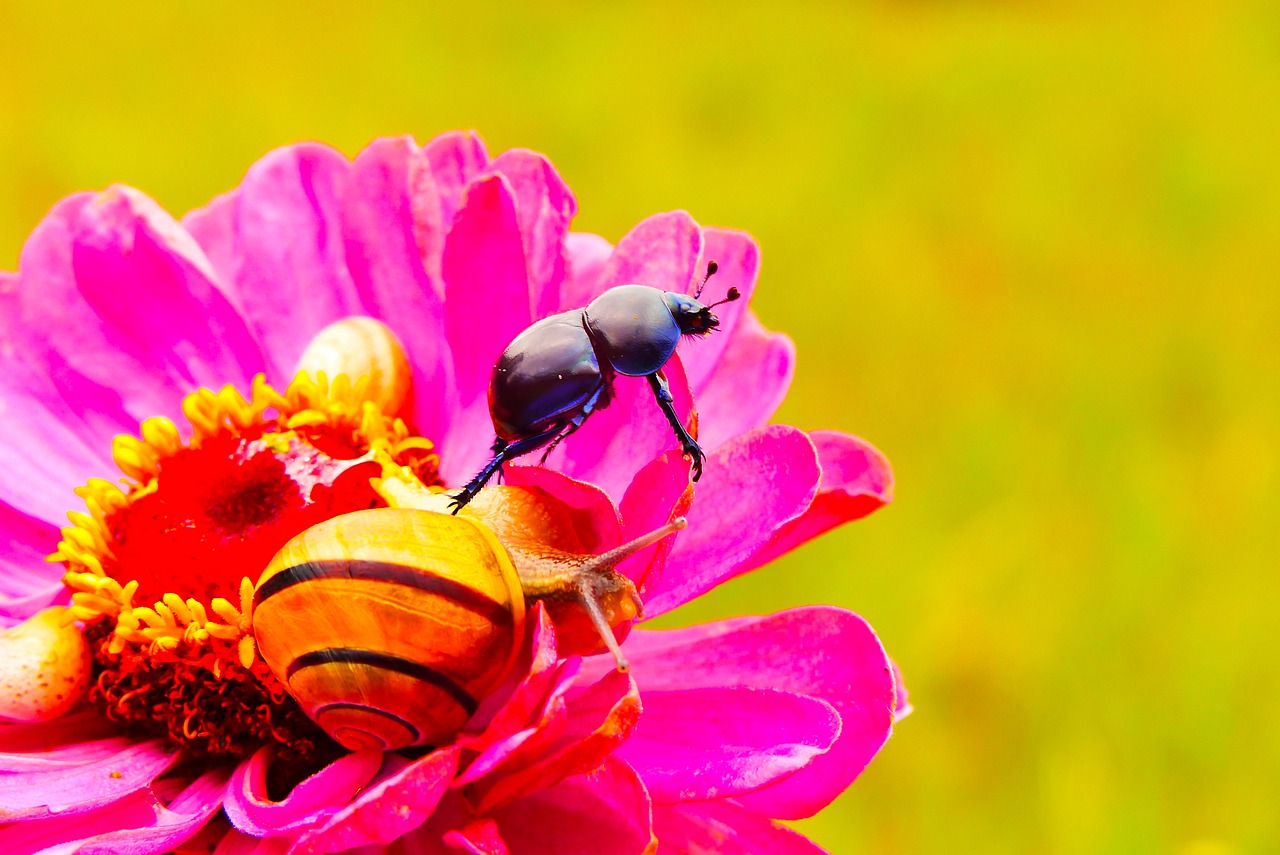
[2,2,1276,852]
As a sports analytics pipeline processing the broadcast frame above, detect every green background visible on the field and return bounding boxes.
[2,2,1277,852]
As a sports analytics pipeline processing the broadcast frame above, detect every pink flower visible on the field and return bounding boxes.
[0,132,905,853]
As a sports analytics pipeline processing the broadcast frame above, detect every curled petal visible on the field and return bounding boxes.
[289,747,461,854]
[614,687,839,804]
[502,467,622,553]
[642,425,820,618]
[465,669,641,814]
[742,430,894,572]
[223,748,382,837]
[0,768,230,855]
[424,131,490,229]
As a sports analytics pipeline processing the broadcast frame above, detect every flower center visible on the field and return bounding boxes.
[54,372,439,761]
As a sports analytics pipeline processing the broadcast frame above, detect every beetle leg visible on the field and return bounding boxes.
[537,385,604,466]
[646,371,704,481]
[450,426,564,513]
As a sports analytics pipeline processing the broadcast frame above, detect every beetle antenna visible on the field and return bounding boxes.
[694,260,719,299]
[706,286,741,309]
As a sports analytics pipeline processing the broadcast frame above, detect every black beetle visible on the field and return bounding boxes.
[450,262,739,512]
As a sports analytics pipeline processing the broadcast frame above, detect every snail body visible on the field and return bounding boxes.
[251,488,684,752]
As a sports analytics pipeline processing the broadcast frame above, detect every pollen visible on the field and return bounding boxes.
[52,370,439,759]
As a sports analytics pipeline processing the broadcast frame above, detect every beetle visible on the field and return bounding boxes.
[450,262,739,512]
[251,487,686,751]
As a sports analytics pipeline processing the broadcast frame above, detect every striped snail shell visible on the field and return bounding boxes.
[251,508,525,752]
[251,494,685,752]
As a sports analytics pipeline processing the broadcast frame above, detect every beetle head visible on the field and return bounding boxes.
[667,260,740,336]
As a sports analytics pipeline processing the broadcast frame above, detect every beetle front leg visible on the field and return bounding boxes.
[646,371,704,481]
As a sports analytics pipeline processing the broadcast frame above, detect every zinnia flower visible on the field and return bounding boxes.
[0,131,906,854]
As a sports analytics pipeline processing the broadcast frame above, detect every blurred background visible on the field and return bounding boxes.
[2,1,1277,852]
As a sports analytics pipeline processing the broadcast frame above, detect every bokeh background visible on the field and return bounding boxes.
[2,2,1277,852]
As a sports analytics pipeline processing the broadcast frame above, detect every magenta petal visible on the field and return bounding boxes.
[642,425,820,618]
[615,687,839,804]
[742,430,893,572]
[0,737,176,820]
[487,758,653,855]
[440,174,534,484]
[0,710,120,759]
[619,607,897,819]
[68,186,264,400]
[342,136,453,444]
[223,748,382,837]
[0,502,66,622]
[0,769,230,855]
[617,453,693,594]
[680,227,760,393]
[599,211,702,294]
[550,355,695,501]
[214,830,293,855]
[559,232,613,310]
[485,150,576,319]
[653,799,827,855]
[424,131,491,229]
[288,747,460,855]
[693,312,796,450]
[502,466,622,553]
[183,143,363,382]
[460,605,562,752]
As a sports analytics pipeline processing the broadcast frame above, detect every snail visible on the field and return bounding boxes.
[251,487,684,752]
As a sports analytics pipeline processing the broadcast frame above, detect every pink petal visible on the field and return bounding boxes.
[487,758,653,855]
[183,143,363,382]
[223,748,382,837]
[614,687,839,803]
[466,670,641,814]
[680,227,760,393]
[1,245,157,523]
[0,709,120,758]
[641,425,820,618]
[288,747,460,855]
[424,131,490,230]
[502,466,622,553]
[460,605,562,751]
[548,355,695,501]
[0,737,176,821]
[742,430,893,572]
[693,311,795,450]
[20,185,264,419]
[0,502,66,623]
[440,174,534,485]
[616,452,693,596]
[485,150,576,319]
[599,211,702,294]
[618,607,898,819]
[214,830,293,855]
[0,769,230,855]
[653,799,827,855]
[892,660,913,721]
[341,136,453,444]
[559,232,613,310]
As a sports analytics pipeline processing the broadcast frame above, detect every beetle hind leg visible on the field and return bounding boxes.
[450,425,567,513]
